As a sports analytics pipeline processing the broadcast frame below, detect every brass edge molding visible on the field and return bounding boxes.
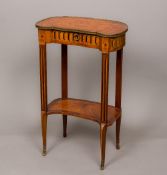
[36,26,128,38]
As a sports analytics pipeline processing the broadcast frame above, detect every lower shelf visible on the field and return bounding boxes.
[47,98,121,126]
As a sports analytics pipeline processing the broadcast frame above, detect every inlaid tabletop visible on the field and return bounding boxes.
[36,16,128,37]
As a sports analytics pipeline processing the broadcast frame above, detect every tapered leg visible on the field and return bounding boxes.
[116,118,121,149]
[100,53,109,170]
[63,115,67,137]
[41,111,47,156]
[115,49,123,149]
[100,123,107,170]
[61,44,68,137]
[39,44,48,156]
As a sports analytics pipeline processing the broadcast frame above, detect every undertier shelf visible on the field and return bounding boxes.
[47,98,121,126]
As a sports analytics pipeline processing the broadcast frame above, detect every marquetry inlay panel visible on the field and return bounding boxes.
[38,30,100,49]
[38,30,125,52]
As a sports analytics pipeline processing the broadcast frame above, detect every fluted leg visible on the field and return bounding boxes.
[100,52,109,170]
[62,44,68,137]
[115,49,123,149]
[39,44,48,155]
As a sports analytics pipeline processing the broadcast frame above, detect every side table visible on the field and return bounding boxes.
[36,16,128,170]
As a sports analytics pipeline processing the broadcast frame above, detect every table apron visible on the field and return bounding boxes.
[38,30,126,52]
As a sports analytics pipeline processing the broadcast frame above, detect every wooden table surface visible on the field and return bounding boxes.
[36,16,128,37]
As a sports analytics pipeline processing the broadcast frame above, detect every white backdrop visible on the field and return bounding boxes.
[0,0,167,174]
